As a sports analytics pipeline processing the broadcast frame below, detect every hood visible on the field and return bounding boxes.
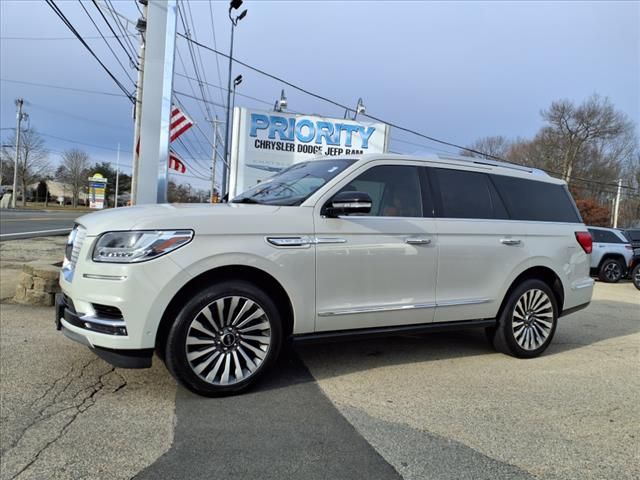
[76,203,283,235]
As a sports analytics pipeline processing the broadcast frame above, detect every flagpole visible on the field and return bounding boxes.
[115,143,120,208]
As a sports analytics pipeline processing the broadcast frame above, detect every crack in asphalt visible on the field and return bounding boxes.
[4,360,128,480]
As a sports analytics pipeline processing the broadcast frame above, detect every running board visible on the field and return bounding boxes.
[292,319,496,344]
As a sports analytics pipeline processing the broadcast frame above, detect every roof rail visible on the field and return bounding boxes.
[437,154,548,176]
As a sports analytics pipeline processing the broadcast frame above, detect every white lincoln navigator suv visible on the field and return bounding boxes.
[57,154,594,396]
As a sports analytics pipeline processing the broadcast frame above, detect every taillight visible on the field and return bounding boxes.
[575,231,592,254]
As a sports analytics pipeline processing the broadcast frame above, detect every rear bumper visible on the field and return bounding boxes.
[55,293,153,368]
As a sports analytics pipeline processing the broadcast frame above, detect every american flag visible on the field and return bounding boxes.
[169,150,186,174]
[170,106,193,142]
[134,105,192,173]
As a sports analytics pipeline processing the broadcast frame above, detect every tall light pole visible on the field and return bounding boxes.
[115,143,120,208]
[222,0,247,199]
[12,99,28,209]
[613,179,622,228]
[209,117,223,202]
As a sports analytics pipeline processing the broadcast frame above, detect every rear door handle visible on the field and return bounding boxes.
[500,238,521,246]
[406,237,432,245]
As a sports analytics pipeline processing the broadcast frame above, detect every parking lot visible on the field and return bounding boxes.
[0,237,638,480]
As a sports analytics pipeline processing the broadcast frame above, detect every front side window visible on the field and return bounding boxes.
[232,159,355,206]
[337,165,424,217]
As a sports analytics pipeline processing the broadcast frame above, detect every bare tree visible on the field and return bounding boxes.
[541,94,634,184]
[58,149,90,207]
[461,135,511,160]
[1,128,50,205]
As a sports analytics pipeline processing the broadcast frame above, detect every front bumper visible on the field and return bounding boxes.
[55,293,153,368]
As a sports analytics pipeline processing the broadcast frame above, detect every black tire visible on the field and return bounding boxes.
[489,279,558,358]
[598,258,624,283]
[632,264,640,291]
[165,280,283,396]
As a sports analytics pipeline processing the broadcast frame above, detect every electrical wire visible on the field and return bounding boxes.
[0,78,128,98]
[77,0,137,85]
[104,0,139,60]
[207,0,226,107]
[90,0,139,69]
[178,33,638,193]
[44,0,134,102]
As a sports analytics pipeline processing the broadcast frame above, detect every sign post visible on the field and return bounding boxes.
[88,173,108,209]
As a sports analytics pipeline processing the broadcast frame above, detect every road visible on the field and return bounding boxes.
[0,210,79,240]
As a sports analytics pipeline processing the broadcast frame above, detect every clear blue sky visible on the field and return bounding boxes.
[1,0,638,191]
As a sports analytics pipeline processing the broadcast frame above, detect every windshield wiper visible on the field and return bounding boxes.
[232,197,262,204]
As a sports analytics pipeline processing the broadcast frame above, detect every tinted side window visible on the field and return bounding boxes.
[600,230,624,244]
[433,168,508,219]
[491,175,581,223]
[339,165,424,217]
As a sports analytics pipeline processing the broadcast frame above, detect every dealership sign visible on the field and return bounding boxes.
[88,173,107,209]
[228,107,389,197]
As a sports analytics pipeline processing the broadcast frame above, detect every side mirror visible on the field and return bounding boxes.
[323,191,372,218]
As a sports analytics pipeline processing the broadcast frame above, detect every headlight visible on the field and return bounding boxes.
[92,230,193,263]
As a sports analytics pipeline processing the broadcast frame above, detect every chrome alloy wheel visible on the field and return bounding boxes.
[603,261,622,282]
[512,289,554,351]
[185,296,271,386]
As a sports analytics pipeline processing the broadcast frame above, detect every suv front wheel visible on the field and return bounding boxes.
[488,279,558,358]
[165,280,282,396]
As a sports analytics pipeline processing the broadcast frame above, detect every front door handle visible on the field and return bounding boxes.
[500,238,522,246]
[406,237,432,245]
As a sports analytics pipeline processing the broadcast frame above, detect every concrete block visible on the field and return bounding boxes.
[24,290,54,306]
[23,262,60,281]
[17,273,33,289]
[13,286,27,302]
[33,277,60,293]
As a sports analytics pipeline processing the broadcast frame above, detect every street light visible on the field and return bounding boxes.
[231,75,243,130]
[344,97,366,120]
[274,89,287,112]
[222,0,248,200]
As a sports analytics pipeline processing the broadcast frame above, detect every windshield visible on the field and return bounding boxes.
[232,159,356,206]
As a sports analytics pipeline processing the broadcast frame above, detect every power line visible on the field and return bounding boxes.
[178,34,638,193]
[40,132,132,153]
[177,2,216,121]
[29,103,130,131]
[104,0,139,60]
[174,72,272,106]
[184,0,219,118]
[208,0,226,107]
[90,0,139,69]
[0,78,128,98]
[44,0,134,102]
[77,0,137,85]
[0,34,134,40]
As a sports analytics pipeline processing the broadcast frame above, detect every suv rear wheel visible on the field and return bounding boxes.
[165,280,282,396]
[598,258,624,283]
[632,264,640,291]
[488,279,558,358]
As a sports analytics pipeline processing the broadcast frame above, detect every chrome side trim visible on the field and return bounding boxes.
[436,298,492,307]
[266,236,346,248]
[314,237,347,244]
[265,236,313,248]
[83,274,128,281]
[572,279,594,290]
[319,302,436,317]
[318,298,491,317]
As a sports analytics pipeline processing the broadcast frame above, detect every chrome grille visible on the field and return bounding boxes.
[70,226,86,269]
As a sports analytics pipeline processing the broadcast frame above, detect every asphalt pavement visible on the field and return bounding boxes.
[0,210,79,240]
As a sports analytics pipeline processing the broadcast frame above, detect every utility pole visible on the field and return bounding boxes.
[209,118,222,202]
[131,2,147,205]
[11,98,26,209]
[613,179,622,228]
[115,143,120,207]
